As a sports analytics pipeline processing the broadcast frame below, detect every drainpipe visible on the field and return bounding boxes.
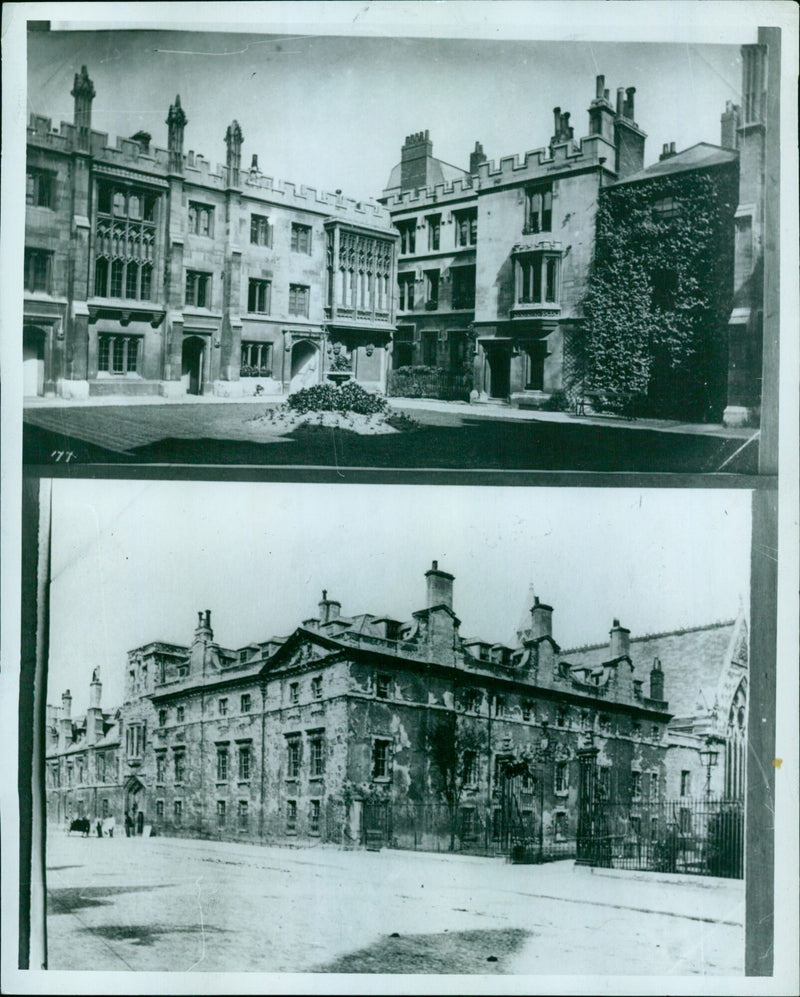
[259,679,267,841]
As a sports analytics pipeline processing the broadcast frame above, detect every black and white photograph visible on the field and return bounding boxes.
[2,2,798,995]
[38,481,752,974]
[17,12,778,473]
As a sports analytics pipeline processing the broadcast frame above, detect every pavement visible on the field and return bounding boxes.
[22,395,760,472]
[44,833,744,975]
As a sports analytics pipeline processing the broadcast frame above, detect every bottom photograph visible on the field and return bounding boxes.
[40,481,751,976]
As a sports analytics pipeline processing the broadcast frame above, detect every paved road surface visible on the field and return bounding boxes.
[45,834,744,975]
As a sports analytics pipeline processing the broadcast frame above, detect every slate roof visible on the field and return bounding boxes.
[383,157,471,195]
[563,621,737,720]
[611,142,739,187]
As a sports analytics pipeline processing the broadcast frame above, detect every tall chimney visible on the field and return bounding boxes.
[609,618,630,659]
[71,65,95,152]
[616,87,625,117]
[318,589,342,624]
[530,595,554,641]
[425,560,454,611]
[650,657,665,701]
[595,74,605,99]
[59,690,73,750]
[166,95,187,174]
[225,120,244,187]
[625,86,636,120]
[469,141,487,174]
[86,669,103,745]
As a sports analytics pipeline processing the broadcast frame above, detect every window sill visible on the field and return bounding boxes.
[372,776,391,784]
[309,775,324,783]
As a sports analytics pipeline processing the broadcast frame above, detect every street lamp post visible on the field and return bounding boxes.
[699,742,720,798]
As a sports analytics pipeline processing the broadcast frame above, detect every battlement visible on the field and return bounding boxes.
[382,132,615,209]
[27,113,391,228]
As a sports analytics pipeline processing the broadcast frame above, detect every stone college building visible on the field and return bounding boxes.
[46,561,748,862]
[25,43,768,425]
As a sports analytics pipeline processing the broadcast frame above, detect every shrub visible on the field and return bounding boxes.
[540,389,570,412]
[285,381,388,416]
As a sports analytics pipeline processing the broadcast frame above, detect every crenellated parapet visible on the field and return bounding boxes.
[27,111,392,228]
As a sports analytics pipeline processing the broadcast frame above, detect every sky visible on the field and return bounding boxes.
[26,25,744,200]
[47,481,751,714]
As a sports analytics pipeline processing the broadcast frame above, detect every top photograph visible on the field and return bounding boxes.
[20,23,777,473]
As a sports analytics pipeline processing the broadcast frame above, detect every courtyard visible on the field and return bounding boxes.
[23,397,759,473]
[44,832,744,975]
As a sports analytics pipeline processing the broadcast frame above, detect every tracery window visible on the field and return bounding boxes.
[94,181,158,300]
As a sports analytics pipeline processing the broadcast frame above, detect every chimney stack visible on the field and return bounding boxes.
[318,589,342,624]
[131,130,151,154]
[425,560,454,611]
[659,141,678,161]
[86,669,103,745]
[609,618,630,660]
[166,95,187,174]
[225,120,244,187]
[469,141,487,174]
[59,690,73,750]
[595,74,605,99]
[530,595,554,641]
[400,130,434,192]
[71,65,95,151]
[650,657,665,701]
[250,153,260,173]
[720,100,741,150]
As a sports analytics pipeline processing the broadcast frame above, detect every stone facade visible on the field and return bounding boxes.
[24,67,398,400]
[46,562,748,847]
[380,76,646,406]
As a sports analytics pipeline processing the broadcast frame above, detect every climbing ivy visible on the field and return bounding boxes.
[576,166,737,421]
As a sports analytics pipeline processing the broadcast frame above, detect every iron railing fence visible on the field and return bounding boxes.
[387,368,473,402]
[576,795,744,879]
[360,800,577,862]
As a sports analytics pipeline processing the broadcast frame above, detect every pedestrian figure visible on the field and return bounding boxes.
[125,812,133,837]
[96,819,103,838]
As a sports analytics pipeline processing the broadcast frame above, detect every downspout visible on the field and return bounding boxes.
[259,678,267,842]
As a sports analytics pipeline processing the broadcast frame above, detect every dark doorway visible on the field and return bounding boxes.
[136,811,145,835]
[486,344,511,399]
[525,343,547,391]
[181,336,206,395]
[289,340,319,392]
[23,326,46,396]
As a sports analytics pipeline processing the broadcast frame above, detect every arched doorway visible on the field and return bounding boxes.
[181,336,206,395]
[23,326,46,397]
[125,777,145,835]
[290,340,319,393]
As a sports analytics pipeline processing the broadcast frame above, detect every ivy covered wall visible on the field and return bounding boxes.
[576,162,738,421]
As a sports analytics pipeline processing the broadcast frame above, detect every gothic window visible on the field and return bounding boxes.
[288,284,310,317]
[247,278,271,314]
[454,208,478,247]
[424,269,439,309]
[250,214,273,247]
[185,271,211,308]
[24,249,53,293]
[516,252,560,306]
[397,273,415,312]
[125,723,144,759]
[240,341,272,377]
[524,184,553,234]
[451,265,476,309]
[395,219,416,255]
[291,223,312,254]
[26,169,55,208]
[94,181,158,299]
[427,213,441,251]
[97,335,140,376]
[188,202,214,237]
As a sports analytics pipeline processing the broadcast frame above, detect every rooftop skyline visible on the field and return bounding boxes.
[48,481,750,714]
[27,27,743,201]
